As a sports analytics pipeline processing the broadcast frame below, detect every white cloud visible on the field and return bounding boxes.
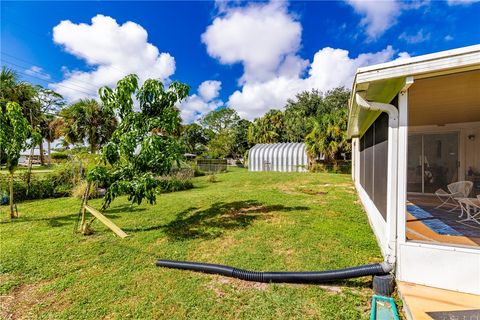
[201,2,405,120]
[345,0,400,40]
[178,80,223,123]
[397,51,411,60]
[444,35,454,41]
[51,14,175,102]
[228,46,400,120]
[25,66,51,80]
[201,1,306,83]
[198,80,222,101]
[399,29,431,44]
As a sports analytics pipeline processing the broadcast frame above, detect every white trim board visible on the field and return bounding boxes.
[355,182,388,256]
[356,45,480,83]
[397,242,480,295]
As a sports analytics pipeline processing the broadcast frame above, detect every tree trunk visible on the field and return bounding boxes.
[9,173,15,219]
[47,140,52,166]
[39,140,45,166]
[80,181,92,234]
[90,143,96,154]
[26,146,35,187]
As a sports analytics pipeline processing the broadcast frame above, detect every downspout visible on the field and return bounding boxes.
[355,93,398,267]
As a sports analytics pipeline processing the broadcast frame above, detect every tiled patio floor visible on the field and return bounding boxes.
[406,194,480,247]
[398,281,480,320]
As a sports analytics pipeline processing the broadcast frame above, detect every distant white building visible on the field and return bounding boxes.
[18,148,45,166]
[248,143,309,172]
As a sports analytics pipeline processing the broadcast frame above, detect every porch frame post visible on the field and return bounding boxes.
[355,93,399,265]
[385,115,399,265]
[396,76,413,275]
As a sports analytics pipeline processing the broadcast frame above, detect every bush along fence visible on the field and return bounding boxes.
[196,159,228,173]
[309,160,352,174]
[0,164,194,204]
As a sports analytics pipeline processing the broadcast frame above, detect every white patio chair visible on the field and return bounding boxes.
[434,181,473,213]
[458,197,480,225]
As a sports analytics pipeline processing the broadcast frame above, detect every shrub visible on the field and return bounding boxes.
[51,152,69,161]
[71,181,100,199]
[309,161,351,174]
[0,177,57,202]
[207,174,217,183]
[157,166,194,193]
[158,178,193,193]
[0,159,195,204]
[0,164,78,203]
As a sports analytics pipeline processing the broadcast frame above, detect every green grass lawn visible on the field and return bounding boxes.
[0,167,382,319]
[0,165,56,177]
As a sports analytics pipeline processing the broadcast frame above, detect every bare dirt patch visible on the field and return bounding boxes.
[296,187,328,195]
[1,281,49,320]
[0,278,70,320]
[206,276,268,298]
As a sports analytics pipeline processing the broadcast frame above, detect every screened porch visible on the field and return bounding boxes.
[405,70,480,248]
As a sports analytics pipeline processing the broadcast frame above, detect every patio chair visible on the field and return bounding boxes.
[458,197,480,225]
[434,181,473,213]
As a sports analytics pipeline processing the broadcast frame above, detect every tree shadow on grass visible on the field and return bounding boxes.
[0,205,121,227]
[123,200,309,240]
[103,204,146,215]
[0,212,81,228]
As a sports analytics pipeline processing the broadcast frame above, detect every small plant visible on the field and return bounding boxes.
[207,174,217,183]
[72,181,98,199]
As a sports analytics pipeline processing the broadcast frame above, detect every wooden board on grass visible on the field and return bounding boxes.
[84,204,129,238]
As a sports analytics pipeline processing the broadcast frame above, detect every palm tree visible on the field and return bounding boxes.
[1,67,40,179]
[42,115,63,165]
[305,108,349,167]
[35,87,64,165]
[1,67,39,119]
[247,109,285,144]
[59,99,117,153]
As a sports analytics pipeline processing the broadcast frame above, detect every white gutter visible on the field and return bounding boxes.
[355,93,398,267]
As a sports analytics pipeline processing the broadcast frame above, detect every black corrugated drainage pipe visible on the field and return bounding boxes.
[156,260,393,284]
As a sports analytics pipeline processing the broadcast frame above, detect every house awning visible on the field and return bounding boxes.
[347,44,480,138]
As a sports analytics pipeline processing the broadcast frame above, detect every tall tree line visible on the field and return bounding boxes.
[179,87,351,165]
[246,87,351,165]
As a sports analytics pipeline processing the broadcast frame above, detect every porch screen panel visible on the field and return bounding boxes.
[364,126,374,198]
[360,136,365,187]
[358,112,389,221]
[373,113,388,218]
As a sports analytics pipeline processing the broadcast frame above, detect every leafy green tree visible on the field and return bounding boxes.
[0,102,37,218]
[232,119,252,158]
[305,87,351,166]
[88,74,189,210]
[317,87,350,116]
[0,68,64,166]
[200,108,240,158]
[284,89,323,142]
[207,131,235,159]
[34,87,64,165]
[1,67,40,182]
[59,99,117,154]
[180,123,210,155]
[248,109,285,144]
[200,107,239,134]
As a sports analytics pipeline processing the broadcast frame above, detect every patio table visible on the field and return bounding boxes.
[455,197,480,225]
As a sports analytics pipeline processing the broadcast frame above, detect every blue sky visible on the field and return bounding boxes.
[1,0,479,122]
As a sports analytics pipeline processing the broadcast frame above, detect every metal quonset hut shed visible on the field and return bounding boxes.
[248,143,308,172]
